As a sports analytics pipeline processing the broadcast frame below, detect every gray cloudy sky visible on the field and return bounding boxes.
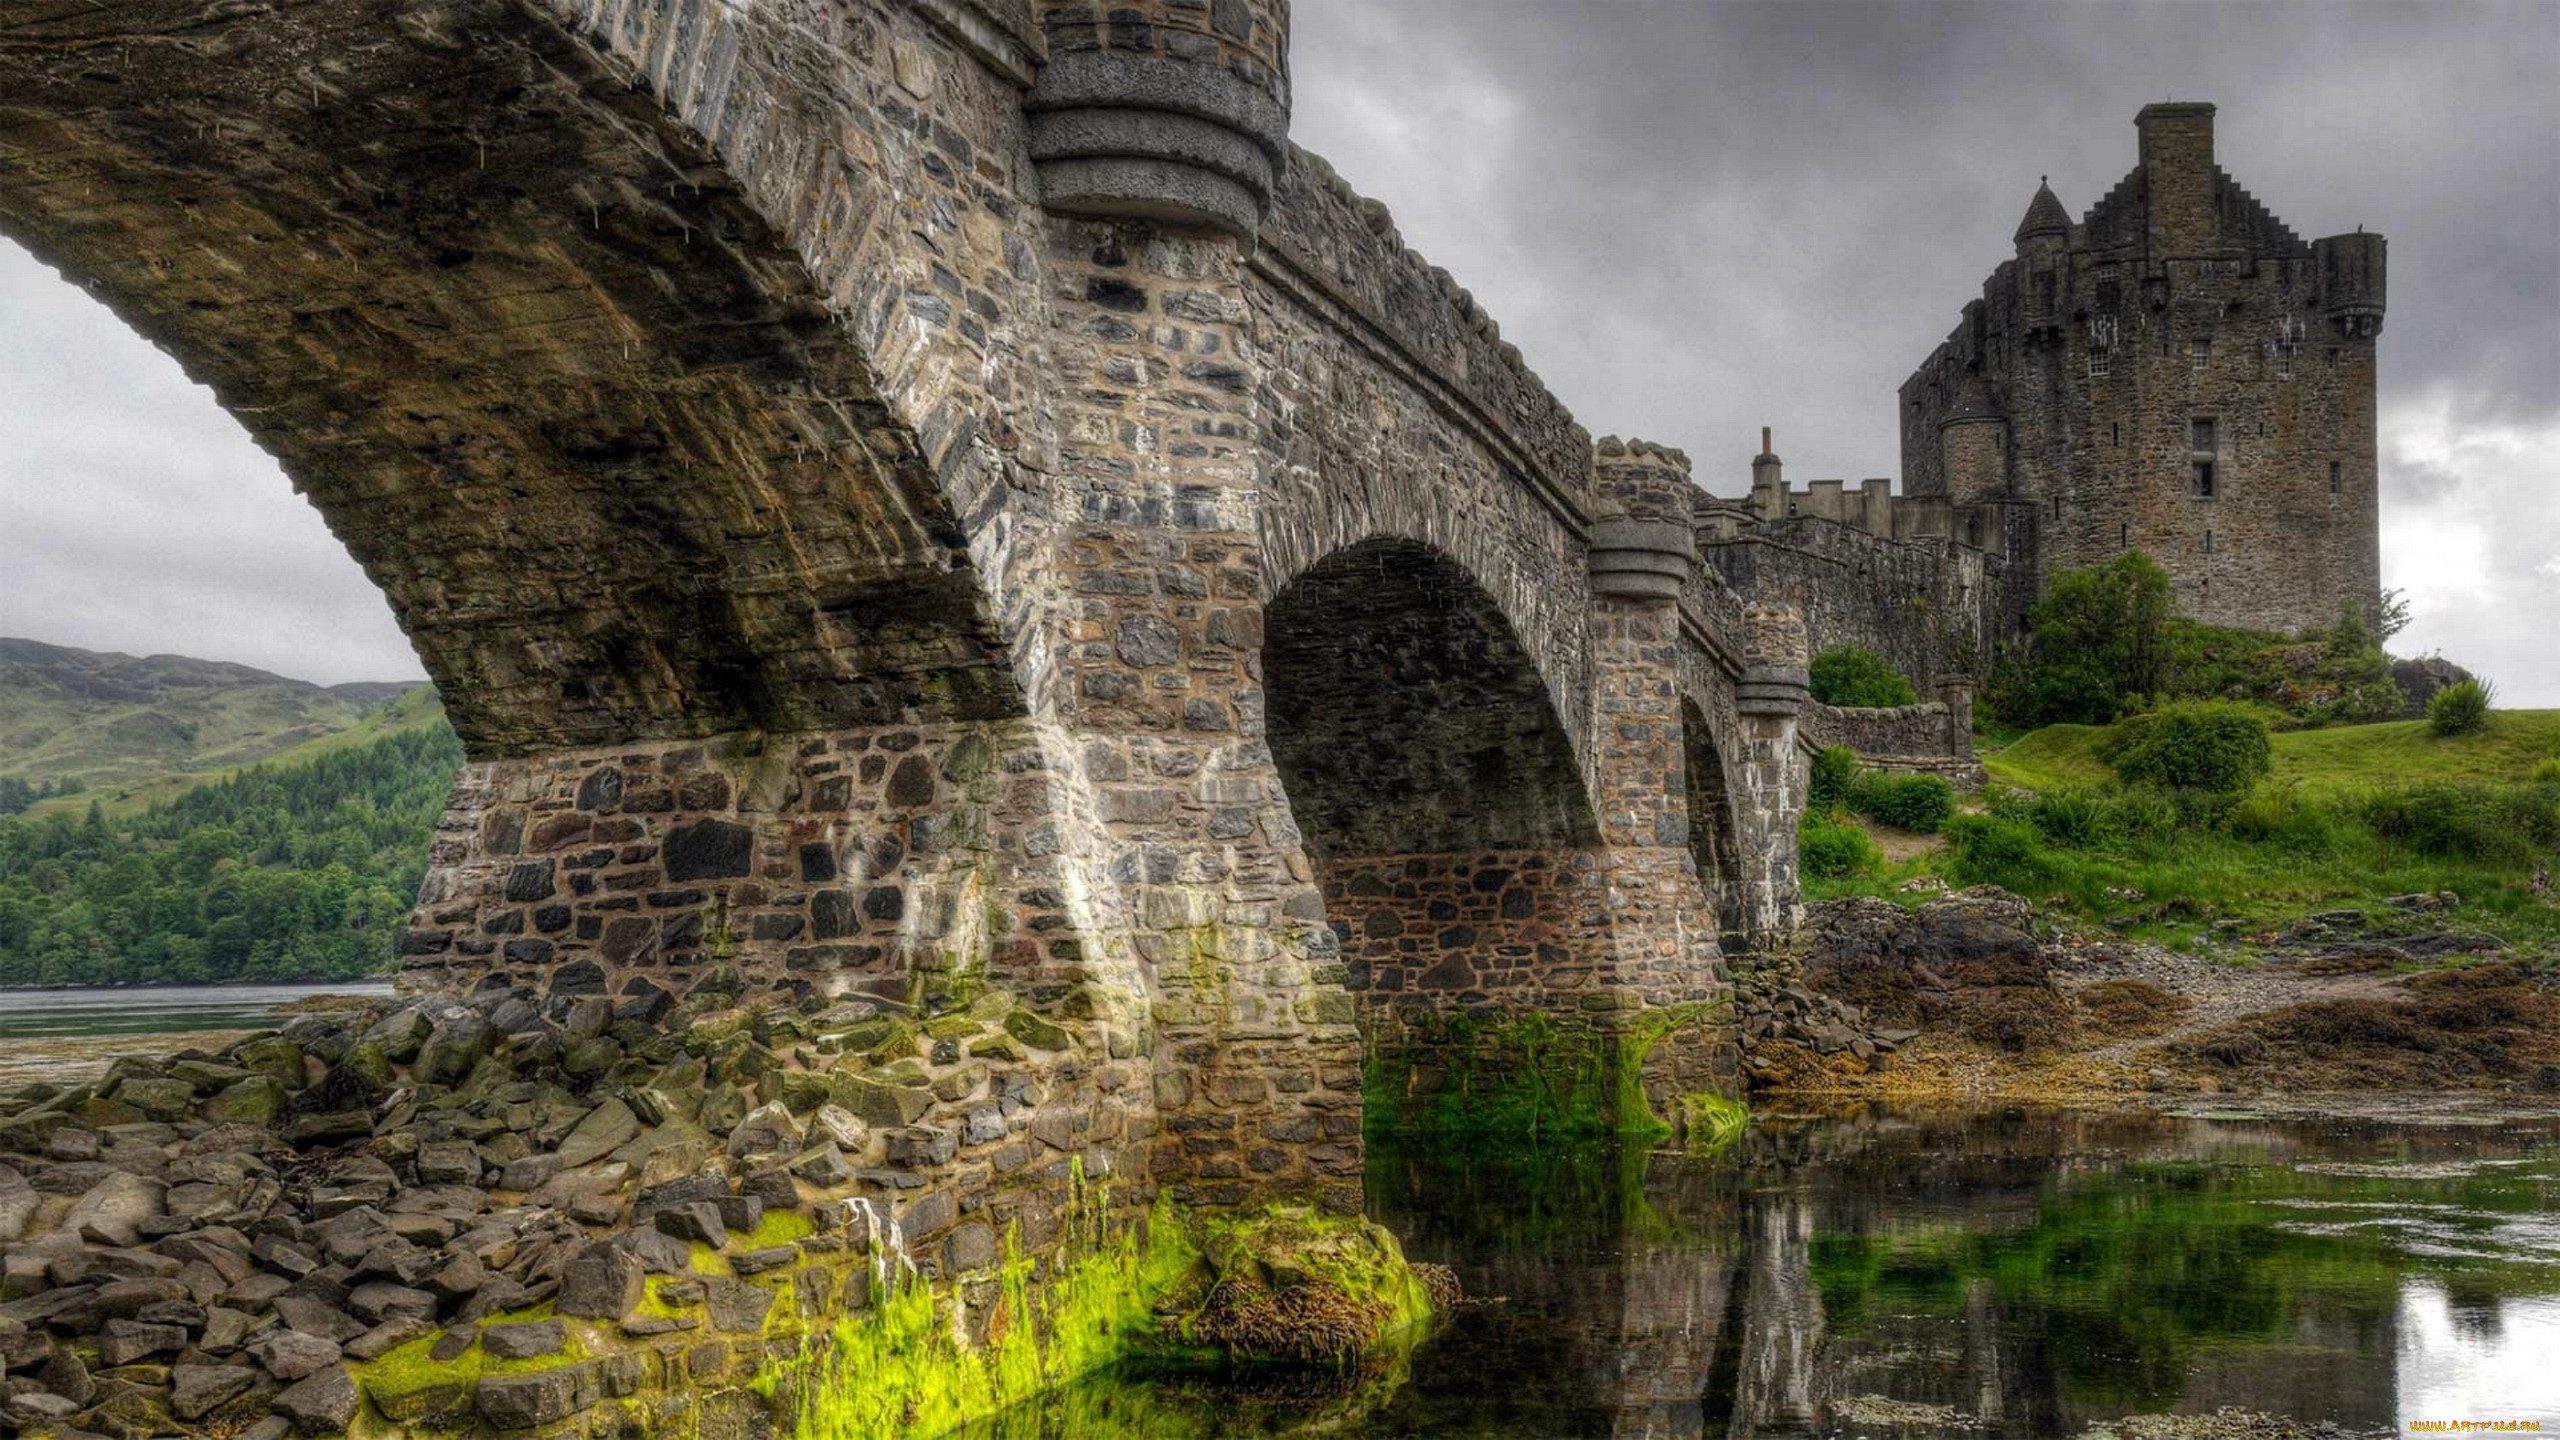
[2,2,2554,698]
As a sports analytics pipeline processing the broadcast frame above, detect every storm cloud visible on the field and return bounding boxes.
[0,2,2552,698]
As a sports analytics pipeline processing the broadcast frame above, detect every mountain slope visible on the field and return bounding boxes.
[0,638,442,815]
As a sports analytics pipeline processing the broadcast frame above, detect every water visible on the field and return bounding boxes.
[975,1106,2560,1438]
[0,980,394,1038]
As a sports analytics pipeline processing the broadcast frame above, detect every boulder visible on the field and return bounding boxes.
[272,1364,360,1435]
[555,1242,644,1320]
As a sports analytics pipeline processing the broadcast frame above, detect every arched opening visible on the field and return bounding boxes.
[1264,538,1614,1132]
[0,0,1019,759]
[1682,699,1748,952]
[1265,540,1597,863]
[0,7,1022,1010]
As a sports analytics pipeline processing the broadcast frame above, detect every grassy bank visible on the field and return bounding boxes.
[1823,710,2560,951]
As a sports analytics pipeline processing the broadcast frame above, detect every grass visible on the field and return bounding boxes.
[2269,710,2560,796]
[1988,711,2560,798]
[1982,724,2114,791]
[19,683,446,819]
[1848,710,2560,953]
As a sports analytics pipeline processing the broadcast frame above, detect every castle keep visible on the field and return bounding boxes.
[1710,102,2386,677]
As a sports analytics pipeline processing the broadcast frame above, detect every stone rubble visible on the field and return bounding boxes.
[0,974,1084,1438]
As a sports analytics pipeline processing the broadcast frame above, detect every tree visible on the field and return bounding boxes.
[2012,551,2176,724]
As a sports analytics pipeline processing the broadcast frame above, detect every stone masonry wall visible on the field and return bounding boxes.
[1799,701,1985,789]
[1699,517,1993,692]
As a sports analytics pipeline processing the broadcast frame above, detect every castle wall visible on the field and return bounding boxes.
[1697,516,1993,691]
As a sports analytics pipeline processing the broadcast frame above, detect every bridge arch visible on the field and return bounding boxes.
[0,0,1031,759]
[1263,537,1599,863]
[1682,696,1749,949]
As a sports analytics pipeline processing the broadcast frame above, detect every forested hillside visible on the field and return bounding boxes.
[0,637,431,815]
[0,723,463,985]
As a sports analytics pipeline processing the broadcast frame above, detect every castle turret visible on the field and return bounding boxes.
[2135,101,2218,256]
[1025,1,1291,241]
[2314,229,2388,338]
[2013,177,2071,256]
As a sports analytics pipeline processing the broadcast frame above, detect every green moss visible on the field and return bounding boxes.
[1678,1091,1749,1152]
[774,1184,1430,1440]
[779,1190,1194,1440]
[350,1301,598,1421]
[1364,1002,1727,1143]
[743,1209,816,1251]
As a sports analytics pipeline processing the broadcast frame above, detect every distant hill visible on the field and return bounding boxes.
[0,638,444,817]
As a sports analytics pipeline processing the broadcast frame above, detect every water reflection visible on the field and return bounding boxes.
[970,1106,2560,1437]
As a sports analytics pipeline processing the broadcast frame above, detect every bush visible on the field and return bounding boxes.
[2428,677,2494,736]
[1807,747,1860,816]
[2225,788,2340,856]
[1809,647,1917,708]
[1848,773,1956,833]
[1798,814,1878,879]
[2532,758,2560,786]
[2104,702,2273,795]
[1944,814,2058,891]
[2357,781,2557,864]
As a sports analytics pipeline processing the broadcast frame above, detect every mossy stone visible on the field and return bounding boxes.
[201,1076,287,1126]
[1002,1010,1073,1052]
[235,1036,306,1089]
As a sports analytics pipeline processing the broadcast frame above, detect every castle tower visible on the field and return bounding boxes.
[1897,103,2385,639]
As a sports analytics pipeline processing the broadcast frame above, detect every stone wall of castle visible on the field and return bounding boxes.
[1899,103,2383,637]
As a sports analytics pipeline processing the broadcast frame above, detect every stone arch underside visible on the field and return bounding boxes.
[1682,699,1747,948]
[0,0,1020,762]
[1263,539,1598,862]
[1263,538,1645,1131]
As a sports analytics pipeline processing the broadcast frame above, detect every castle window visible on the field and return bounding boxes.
[2192,460,2217,498]
[2204,530,2215,554]
[2190,418,2217,452]
[2088,347,2111,379]
[2120,522,2130,549]
[2111,422,2121,447]
[2190,338,2211,371]
[2330,461,2343,495]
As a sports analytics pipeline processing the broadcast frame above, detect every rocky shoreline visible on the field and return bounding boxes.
[1743,888,2560,1109]
[0,983,1434,1439]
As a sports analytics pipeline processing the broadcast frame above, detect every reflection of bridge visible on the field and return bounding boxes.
[0,0,1806,1212]
[1374,1114,2407,1438]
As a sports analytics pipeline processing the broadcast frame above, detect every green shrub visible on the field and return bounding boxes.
[2019,786,2114,849]
[2355,781,2557,863]
[1808,746,1860,816]
[1798,814,1878,879]
[1848,773,1956,833]
[2225,788,2339,856]
[2013,659,2122,728]
[1809,647,1917,708]
[2104,702,2273,795]
[1943,814,2057,890]
[2532,758,2560,786]
[2428,678,2494,736]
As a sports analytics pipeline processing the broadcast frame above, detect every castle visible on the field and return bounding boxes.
[1703,102,2386,682]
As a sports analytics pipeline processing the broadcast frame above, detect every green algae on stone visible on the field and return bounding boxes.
[772,1189,1435,1440]
[1362,1002,1728,1142]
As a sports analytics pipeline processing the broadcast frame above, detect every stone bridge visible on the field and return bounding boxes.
[0,0,1806,1222]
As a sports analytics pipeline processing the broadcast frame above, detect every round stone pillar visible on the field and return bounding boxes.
[1026,1,1291,239]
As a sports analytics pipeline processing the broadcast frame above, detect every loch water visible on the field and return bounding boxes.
[0,980,396,1039]
[970,1105,2560,1438]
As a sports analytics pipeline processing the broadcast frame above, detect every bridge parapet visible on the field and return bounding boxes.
[1259,150,1594,527]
